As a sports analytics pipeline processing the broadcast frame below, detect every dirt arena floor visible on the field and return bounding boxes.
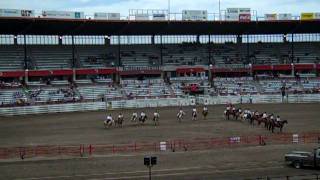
[0,103,319,179]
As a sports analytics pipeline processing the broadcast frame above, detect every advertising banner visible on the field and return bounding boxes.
[301,13,314,20]
[182,10,207,21]
[264,14,277,21]
[278,13,292,20]
[239,14,251,22]
[42,11,84,19]
[135,14,149,20]
[94,12,120,20]
[153,13,166,20]
[0,9,34,17]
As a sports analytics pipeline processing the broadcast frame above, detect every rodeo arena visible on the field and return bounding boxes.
[0,6,320,180]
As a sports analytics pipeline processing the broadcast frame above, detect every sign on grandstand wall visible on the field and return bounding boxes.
[278,13,292,20]
[0,9,34,17]
[94,12,120,20]
[314,13,320,19]
[301,13,314,20]
[182,10,207,21]
[135,14,149,20]
[42,10,84,19]
[153,14,166,20]
[226,8,250,21]
[264,14,277,21]
[239,14,251,22]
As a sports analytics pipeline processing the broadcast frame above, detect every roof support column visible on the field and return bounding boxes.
[151,35,155,45]
[208,35,211,65]
[196,35,200,44]
[246,34,250,64]
[291,33,294,64]
[117,35,121,66]
[104,36,110,45]
[23,35,28,70]
[160,35,163,66]
[14,35,17,45]
[71,35,75,68]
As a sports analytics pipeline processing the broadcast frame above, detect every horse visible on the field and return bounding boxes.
[104,119,114,129]
[139,115,147,124]
[192,111,197,121]
[177,111,185,123]
[270,120,288,133]
[131,113,138,122]
[254,116,268,128]
[202,109,208,120]
[250,112,262,126]
[224,109,232,120]
[233,109,243,121]
[153,113,160,126]
[115,115,124,128]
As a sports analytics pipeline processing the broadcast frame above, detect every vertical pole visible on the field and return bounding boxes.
[23,35,27,69]
[219,0,221,20]
[118,36,121,66]
[160,35,163,66]
[291,33,294,64]
[246,34,250,64]
[149,165,152,180]
[72,35,75,68]
[168,0,170,20]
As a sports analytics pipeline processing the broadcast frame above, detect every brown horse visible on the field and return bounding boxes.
[251,113,263,126]
[115,116,124,128]
[202,109,208,120]
[270,120,288,133]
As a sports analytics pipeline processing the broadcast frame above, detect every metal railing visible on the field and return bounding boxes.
[0,132,319,160]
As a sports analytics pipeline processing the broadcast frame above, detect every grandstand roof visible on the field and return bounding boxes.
[1,17,320,35]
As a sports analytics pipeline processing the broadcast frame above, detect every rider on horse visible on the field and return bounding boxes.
[202,106,208,119]
[177,107,185,122]
[192,107,197,121]
[132,112,138,122]
[140,111,147,123]
[153,111,160,125]
[153,111,160,121]
[104,114,113,128]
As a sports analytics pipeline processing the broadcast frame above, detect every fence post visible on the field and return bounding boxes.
[19,147,25,160]
[259,136,266,146]
[286,176,290,180]
[89,145,92,156]
[80,145,84,157]
[318,137,320,144]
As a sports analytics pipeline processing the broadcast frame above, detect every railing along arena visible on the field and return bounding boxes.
[0,132,319,160]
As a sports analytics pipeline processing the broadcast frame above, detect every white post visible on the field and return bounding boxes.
[219,0,221,20]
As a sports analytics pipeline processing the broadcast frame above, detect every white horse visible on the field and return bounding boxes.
[177,110,185,123]
[131,112,138,122]
[153,112,160,126]
[192,109,197,121]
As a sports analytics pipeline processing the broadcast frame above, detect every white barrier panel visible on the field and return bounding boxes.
[0,102,106,116]
[1,94,320,116]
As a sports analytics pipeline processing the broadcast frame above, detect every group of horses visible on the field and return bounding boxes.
[224,106,288,133]
[104,107,209,129]
[103,112,160,128]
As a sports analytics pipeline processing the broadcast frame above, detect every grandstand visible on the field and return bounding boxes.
[0,13,320,114]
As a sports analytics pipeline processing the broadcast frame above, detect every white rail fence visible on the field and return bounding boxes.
[0,94,319,116]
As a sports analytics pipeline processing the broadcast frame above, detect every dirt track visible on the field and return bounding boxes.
[0,103,319,179]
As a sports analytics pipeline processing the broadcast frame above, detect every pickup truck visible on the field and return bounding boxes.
[285,148,320,169]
